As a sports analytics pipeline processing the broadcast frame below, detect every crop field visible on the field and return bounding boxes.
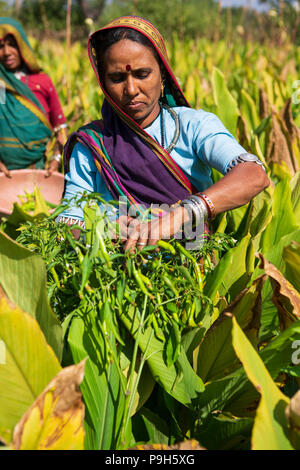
[0,33,299,450]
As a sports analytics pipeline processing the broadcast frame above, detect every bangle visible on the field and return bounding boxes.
[225,153,266,173]
[199,193,216,220]
[51,153,62,163]
[53,123,67,133]
[188,195,208,222]
[180,195,208,227]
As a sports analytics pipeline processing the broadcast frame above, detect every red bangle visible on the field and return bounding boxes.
[199,193,216,219]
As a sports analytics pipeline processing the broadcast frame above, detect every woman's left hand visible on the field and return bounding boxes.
[123,205,190,252]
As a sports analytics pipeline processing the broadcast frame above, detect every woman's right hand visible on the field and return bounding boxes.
[0,161,11,178]
[121,206,190,252]
[114,215,137,242]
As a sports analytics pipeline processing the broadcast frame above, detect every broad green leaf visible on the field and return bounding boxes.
[290,171,300,222]
[231,317,292,450]
[258,253,300,331]
[204,234,251,305]
[0,297,61,445]
[194,320,300,420]
[3,188,50,238]
[254,229,300,281]
[252,230,300,340]
[67,315,126,450]
[283,242,300,292]
[248,187,273,241]
[254,115,271,155]
[136,408,169,445]
[32,186,50,217]
[0,231,63,359]
[194,276,264,382]
[240,89,260,135]
[212,67,239,136]
[260,178,298,254]
[281,365,300,378]
[271,161,293,182]
[119,304,204,407]
[195,411,253,450]
[11,361,85,450]
[226,204,249,235]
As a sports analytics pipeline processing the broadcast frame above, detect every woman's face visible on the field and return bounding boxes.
[0,34,22,71]
[103,38,162,128]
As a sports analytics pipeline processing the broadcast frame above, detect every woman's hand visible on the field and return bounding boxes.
[0,161,11,177]
[45,158,60,177]
[123,205,190,252]
[45,127,67,178]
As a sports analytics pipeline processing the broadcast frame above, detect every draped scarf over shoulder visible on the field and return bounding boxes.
[0,18,52,170]
[64,16,194,212]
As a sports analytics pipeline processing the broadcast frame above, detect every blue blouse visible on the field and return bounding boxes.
[59,107,247,221]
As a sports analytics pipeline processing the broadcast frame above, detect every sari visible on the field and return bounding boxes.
[64,16,196,216]
[0,18,52,170]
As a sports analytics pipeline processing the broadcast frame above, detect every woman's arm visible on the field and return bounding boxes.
[123,161,269,252]
[56,142,117,237]
[197,161,270,215]
[42,74,67,176]
[123,111,270,251]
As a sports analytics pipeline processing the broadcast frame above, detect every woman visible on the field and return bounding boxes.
[0,17,67,177]
[59,16,269,250]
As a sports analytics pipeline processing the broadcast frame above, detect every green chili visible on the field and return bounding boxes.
[95,221,112,267]
[175,242,203,291]
[139,272,153,291]
[162,275,179,297]
[50,266,60,289]
[150,314,165,341]
[157,240,176,255]
[132,261,152,297]
[155,292,170,324]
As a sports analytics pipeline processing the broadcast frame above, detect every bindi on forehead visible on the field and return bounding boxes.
[126,64,131,72]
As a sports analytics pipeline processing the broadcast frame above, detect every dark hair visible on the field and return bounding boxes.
[93,27,165,83]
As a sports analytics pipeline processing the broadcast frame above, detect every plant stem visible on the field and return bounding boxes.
[119,294,148,448]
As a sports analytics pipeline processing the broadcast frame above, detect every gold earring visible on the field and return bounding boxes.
[161,81,165,98]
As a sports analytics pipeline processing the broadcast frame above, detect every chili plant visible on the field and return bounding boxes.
[15,193,236,449]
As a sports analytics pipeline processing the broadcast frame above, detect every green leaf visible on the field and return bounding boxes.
[32,186,50,217]
[67,316,126,450]
[196,411,253,450]
[240,89,260,135]
[231,317,293,450]
[165,320,181,368]
[212,67,239,136]
[119,304,204,407]
[0,297,61,445]
[281,365,300,378]
[204,234,251,305]
[194,320,300,421]
[100,301,125,346]
[194,276,264,382]
[248,187,273,241]
[252,230,300,340]
[137,408,169,445]
[260,178,298,254]
[290,171,300,222]
[283,242,300,292]
[0,231,63,360]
